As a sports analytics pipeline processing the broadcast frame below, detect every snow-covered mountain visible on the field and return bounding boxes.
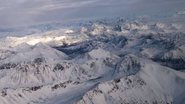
[0,16,185,104]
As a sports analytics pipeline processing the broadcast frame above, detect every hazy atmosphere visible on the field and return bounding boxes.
[0,0,185,28]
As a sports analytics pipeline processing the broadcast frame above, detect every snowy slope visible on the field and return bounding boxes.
[77,57,185,104]
[0,15,185,104]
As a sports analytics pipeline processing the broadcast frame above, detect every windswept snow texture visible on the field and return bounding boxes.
[0,16,185,104]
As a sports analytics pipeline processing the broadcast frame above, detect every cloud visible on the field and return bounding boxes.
[0,0,100,27]
[0,0,185,28]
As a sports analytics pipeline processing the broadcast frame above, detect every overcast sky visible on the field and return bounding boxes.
[0,0,185,28]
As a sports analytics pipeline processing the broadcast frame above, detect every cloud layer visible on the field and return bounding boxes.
[0,0,185,28]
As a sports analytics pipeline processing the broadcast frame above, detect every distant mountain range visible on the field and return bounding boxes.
[0,16,185,104]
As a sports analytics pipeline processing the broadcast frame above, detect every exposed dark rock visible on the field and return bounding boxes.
[1,90,7,97]
[114,79,121,83]
[33,58,45,65]
[51,82,66,90]
[73,81,80,85]
[18,93,22,97]
[29,85,43,91]
[53,63,64,72]
[0,63,17,70]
